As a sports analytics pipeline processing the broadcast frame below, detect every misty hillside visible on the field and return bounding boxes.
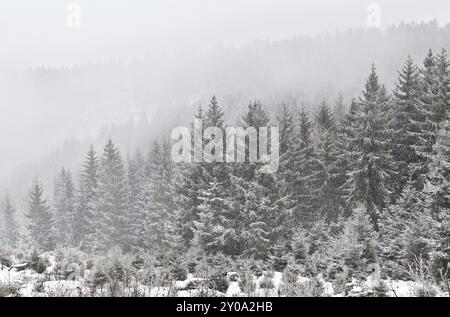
[1,21,450,205]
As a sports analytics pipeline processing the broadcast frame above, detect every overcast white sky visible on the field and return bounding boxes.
[1,0,450,68]
[0,0,449,186]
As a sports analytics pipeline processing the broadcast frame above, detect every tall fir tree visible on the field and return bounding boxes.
[315,100,336,133]
[194,176,230,255]
[127,150,147,249]
[421,49,440,129]
[96,139,129,251]
[146,138,181,257]
[53,167,76,247]
[177,106,208,247]
[284,106,325,226]
[379,180,438,279]
[344,65,394,226]
[315,124,347,222]
[424,121,450,277]
[77,145,100,252]
[434,49,450,124]
[277,103,295,157]
[333,93,346,125]
[1,194,20,247]
[27,178,53,250]
[329,205,378,278]
[391,56,435,192]
[192,97,234,255]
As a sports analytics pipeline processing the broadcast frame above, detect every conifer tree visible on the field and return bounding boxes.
[53,167,76,246]
[421,49,440,128]
[77,145,100,252]
[27,178,53,250]
[391,56,434,192]
[192,97,233,255]
[333,93,346,125]
[379,180,438,279]
[424,121,450,277]
[277,103,295,157]
[177,106,209,247]
[127,150,147,249]
[330,205,378,278]
[284,107,325,226]
[96,139,129,251]
[315,126,347,222]
[194,177,229,255]
[434,49,450,124]
[1,194,19,247]
[146,138,181,255]
[345,65,393,226]
[239,100,271,181]
[315,100,335,133]
[204,96,225,128]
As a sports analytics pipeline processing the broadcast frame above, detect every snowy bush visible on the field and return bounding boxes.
[0,282,21,297]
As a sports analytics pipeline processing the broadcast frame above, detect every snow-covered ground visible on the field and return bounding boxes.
[1,262,446,297]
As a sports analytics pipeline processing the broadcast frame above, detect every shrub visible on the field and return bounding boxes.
[92,270,109,288]
[187,261,197,274]
[208,271,229,293]
[131,255,145,270]
[281,263,303,296]
[0,282,21,297]
[171,264,188,281]
[239,269,256,295]
[29,250,49,274]
[259,276,274,289]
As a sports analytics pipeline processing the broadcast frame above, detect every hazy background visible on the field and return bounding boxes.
[1,0,450,209]
[1,0,450,68]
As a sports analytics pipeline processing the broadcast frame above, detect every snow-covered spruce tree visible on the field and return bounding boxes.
[333,92,346,126]
[332,98,360,214]
[146,138,181,257]
[424,120,450,278]
[303,217,334,275]
[434,49,450,125]
[283,106,325,226]
[96,139,129,252]
[344,65,394,227]
[27,178,54,251]
[426,120,450,215]
[202,96,230,192]
[378,180,438,279]
[126,150,147,249]
[270,103,297,267]
[224,171,286,260]
[315,101,348,222]
[391,56,435,193]
[421,49,440,130]
[194,177,230,255]
[177,106,209,248]
[193,97,235,255]
[76,145,100,252]
[235,100,272,182]
[53,167,76,247]
[329,205,378,279]
[204,95,224,128]
[315,100,336,134]
[244,102,289,259]
[277,103,295,158]
[217,101,289,260]
[1,194,20,247]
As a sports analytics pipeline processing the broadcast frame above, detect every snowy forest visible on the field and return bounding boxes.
[1,47,449,297]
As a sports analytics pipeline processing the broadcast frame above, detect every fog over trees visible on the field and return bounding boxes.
[0,1,449,297]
